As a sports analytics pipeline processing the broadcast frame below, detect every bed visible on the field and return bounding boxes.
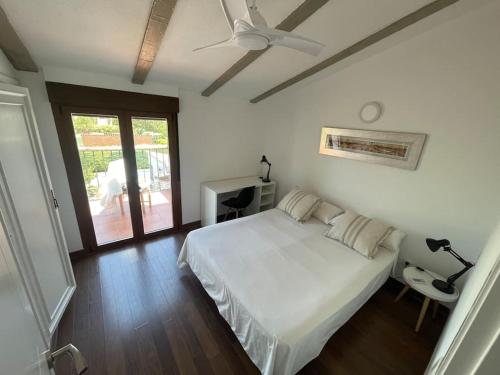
[177,208,398,375]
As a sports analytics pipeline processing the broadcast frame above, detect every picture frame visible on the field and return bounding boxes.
[319,127,426,170]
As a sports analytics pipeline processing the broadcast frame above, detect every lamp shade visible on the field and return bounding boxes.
[426,238,450,252]
[260,155,270,165]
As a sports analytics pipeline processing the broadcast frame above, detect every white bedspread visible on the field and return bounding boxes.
[177,209,396,375]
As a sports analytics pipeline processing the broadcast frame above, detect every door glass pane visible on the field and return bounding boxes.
[132,117,173,233]
[71,114,133,244]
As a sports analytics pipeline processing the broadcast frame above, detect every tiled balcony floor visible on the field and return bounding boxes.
[89,189,173,244]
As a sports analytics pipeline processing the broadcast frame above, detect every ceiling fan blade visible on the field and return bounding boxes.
[271,37,323,56]
[219,0,234,32]
[244,0,267,28]
[219,0,254,31]
[264,28,324,56]
[193,39,236,52]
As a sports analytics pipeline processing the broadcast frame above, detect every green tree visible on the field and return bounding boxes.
[72,115,120,135]
[73,116,170,195]
[132,118,168,145]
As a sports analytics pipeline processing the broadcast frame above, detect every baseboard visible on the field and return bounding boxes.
[69,248,89,261]
[180,220,201,232]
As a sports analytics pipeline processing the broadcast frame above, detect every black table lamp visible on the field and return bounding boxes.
[426,238,474,294]
[260,155,271,183]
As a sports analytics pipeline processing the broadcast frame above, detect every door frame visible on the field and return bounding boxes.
[0,82,76,341]
[46,82,181,252]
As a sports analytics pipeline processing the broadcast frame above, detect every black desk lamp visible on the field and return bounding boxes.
[260,155,271,183]
[426,238,474,294]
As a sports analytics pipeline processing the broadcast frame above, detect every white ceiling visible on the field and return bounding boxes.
[0,0,469,100]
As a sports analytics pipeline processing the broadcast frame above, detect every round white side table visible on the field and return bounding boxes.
[395,266,459,332]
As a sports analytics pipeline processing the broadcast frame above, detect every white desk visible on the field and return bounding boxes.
[201,176,276,227]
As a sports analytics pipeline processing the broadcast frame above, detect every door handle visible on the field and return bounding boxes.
[50,189,59,209]
[45,343,88,374]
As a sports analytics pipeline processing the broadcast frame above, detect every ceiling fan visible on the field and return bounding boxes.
[193,0,324,56]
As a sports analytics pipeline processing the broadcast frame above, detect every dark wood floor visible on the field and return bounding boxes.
[56,233,447,375]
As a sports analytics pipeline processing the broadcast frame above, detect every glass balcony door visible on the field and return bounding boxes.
[131,117,173,233]
[70,114,134,245]
[66,110,179,250]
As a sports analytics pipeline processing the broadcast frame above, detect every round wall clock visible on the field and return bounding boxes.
[359,101,383,123]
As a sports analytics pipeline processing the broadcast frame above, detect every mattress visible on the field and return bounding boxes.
[177,209,397,375]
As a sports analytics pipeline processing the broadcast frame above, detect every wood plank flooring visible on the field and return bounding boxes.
[56,233,447,374]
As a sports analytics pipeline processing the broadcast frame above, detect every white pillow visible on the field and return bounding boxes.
[325,210,393,259]
[329,212,406,254]
[313,202,344,224]
[380,229,406,253]
[277,188,321,222]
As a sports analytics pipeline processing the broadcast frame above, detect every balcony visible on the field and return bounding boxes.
[80,145,172,244]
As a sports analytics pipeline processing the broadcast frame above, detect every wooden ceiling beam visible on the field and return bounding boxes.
[132,0,177,84]
[0,6,38,72]
[201,0,329,97]
[250,0,459,104]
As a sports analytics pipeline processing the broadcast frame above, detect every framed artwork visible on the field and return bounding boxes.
[319,127,426,170]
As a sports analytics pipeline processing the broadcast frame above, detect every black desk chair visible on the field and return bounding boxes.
[222,186,255,221]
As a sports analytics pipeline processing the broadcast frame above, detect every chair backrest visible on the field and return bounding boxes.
[237,186,255,207]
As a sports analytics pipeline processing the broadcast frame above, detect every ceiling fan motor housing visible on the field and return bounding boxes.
[236,33,268,50]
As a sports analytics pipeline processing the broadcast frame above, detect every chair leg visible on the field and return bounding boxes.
[223,209,229,221]
[118,194,125,215]
[236,210,239,218]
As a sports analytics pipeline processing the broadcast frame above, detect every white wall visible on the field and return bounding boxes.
[17,68,263,251]
[257,1,500,282]
[0,50,17,84]
[17,71,84,252]
[42,66,179,97]
[178,89,262,224]
[426,222,500,374]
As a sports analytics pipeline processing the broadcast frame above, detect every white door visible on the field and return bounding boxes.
[0,222,52,375]
[0,83,79,373]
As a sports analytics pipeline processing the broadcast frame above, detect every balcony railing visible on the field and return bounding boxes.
[78,145,170,198]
